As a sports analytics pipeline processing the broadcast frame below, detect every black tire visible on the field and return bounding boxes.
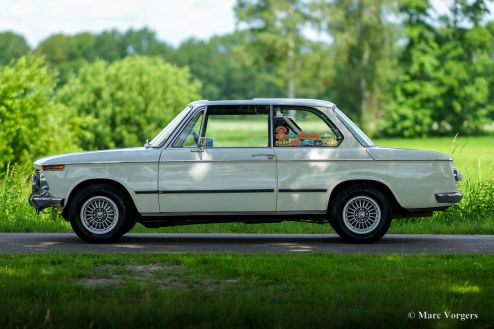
[69,184,131,243]
[329,184,391,243]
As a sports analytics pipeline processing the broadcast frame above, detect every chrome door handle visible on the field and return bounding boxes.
[251,154,276,159]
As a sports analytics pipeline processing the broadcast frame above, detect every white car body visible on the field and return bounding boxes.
[30,99,462,242]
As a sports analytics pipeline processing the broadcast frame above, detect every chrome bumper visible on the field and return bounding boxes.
[29,194,64,212]
[435,192,463,204]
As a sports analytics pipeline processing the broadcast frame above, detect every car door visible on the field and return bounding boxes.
[158,105,277,213]
[272,105,347,212]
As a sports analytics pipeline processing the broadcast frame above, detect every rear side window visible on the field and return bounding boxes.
[272,107,343,147]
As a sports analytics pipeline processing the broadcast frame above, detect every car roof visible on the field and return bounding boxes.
[189,98,336,109]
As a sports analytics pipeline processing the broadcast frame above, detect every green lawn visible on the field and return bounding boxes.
[0,253,492,329]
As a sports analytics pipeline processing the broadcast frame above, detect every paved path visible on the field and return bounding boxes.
[0,233,493,254]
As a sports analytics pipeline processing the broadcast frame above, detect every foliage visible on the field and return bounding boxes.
[58,56,201,150]
[0,54,79,169]
[235,0,314,98]
[0,164,68,232]
[36,28,173,84]
[0,31,31,65]
[380,0,494,137]
[313,0,399,134]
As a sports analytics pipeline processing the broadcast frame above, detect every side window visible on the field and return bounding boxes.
[273,107,342,147]
[203,106,269,147]
[173,110,204,147]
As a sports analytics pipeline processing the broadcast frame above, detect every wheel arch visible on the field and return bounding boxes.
[327,179,406,218]
[62,178,138,220]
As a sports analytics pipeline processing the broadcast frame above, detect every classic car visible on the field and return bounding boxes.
[29,98,463,243]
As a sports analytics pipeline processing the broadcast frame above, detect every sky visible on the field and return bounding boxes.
[0,0,493,48]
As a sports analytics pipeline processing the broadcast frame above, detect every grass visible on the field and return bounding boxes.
[1,136,493,234]
[0,253,492,329]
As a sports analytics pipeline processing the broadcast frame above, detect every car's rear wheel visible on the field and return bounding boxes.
[329,185,391,243]
[69,184,130,243]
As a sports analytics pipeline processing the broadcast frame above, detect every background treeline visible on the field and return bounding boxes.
[1,0,494,169]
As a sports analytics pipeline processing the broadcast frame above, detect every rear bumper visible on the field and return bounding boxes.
[29,194,64,211]
[435,192,463,204]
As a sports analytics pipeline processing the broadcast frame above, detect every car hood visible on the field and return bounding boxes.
[34,147,160,166]
[367,147,452,161]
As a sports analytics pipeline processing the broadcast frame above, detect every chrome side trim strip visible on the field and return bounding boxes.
[159,189,274,194]
[69,161,157,165]
[140,210,326,217]
[135,189,275,194]
[278,189,327,193]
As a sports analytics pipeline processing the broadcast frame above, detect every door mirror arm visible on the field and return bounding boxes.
[191,137,208,153]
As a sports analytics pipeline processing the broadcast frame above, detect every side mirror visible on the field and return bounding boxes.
[192,137,212,153]
[197,137,208,150]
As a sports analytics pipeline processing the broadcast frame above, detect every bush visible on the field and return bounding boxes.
[0,54,79,169]
[58,56,201,150]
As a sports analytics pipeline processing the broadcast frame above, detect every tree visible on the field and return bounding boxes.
[380,0,494,137]
[121,28,172,57]
[0,31,31,65]
[0,55,78,169]
[434,0,494,134]
[169,31,282,99]
[235,0,313,98]
[36,28,172,85]
[58,56,201,150]
[379,0,440,137]
[312,0,398,135]
[36,33,95,84]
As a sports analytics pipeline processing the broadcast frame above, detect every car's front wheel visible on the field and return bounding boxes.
[329,185,391,243]
[69,184,131,243]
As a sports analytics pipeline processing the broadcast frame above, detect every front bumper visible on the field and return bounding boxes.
[435,192,463,204]
[29,194,64,212]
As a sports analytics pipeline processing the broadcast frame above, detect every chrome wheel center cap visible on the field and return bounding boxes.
[94,209,106,220]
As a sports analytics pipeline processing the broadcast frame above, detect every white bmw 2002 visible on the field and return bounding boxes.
[29,99,463,243]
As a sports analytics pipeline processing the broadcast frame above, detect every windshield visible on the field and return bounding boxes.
[335,108,375,147]
[149,105,192,147]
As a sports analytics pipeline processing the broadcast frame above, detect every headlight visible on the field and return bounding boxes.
[39,171,49,195]
[32,170,50,196]
[31,171,41,194]
[453,167,463,182]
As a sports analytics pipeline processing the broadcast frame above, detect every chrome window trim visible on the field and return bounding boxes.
[334,108,375,148]
[149,105,193,148]
[164,106,206,149]
[170,108,206,148]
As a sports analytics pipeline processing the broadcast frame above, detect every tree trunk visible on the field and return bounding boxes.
[287,34,296,98]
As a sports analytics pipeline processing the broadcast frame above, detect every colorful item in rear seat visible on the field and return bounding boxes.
[275,139,289,147]
[289,139,301,146]
[312,140,323,146]
[287,132,297,139]
[297,132,309,139]
[275,133,287,140]
[302,139,313,146]
[275,126,287,133]
[309,133,320,139]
